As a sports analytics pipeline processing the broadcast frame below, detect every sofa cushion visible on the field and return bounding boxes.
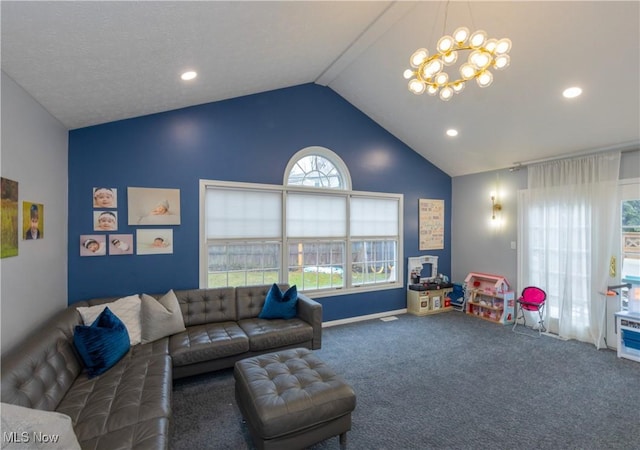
[173,288,237,326]
[73,307,130,378]
[1,402,81,450]
[130,338,170,359]
[259,284,298,320]
[56,351,171,448]
[140,290,186,344]
[238,318,313,352]
[76,417,170,450]
[76,294,142,345]
[169,322,250,367]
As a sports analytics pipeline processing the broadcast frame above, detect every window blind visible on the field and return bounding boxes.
[206,188,281,238]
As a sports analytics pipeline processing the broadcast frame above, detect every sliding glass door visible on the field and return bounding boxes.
[620,181,640,308]
[605,179,639,347]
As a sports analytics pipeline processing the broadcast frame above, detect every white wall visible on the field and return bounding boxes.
[620,150,640,180]
[1,71,68,354]
[451,168,526,289]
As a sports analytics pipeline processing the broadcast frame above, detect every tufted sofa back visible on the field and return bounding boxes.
[173,287,236,326]
[236,284,289,320]
[1,307,84,411]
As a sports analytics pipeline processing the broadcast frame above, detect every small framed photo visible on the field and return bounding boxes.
[93,187,117,208]
[23,201,44,240]
[94,210,118,231]
[136,229,173,255]
[108,234,134,255]
[80,234,106,256]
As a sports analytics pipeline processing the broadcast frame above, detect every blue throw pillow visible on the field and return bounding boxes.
[258,284,298,320]
[73,307,130,378]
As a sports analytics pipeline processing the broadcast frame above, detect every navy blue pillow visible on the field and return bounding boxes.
[258,284,298,320]
[73,307,130,378]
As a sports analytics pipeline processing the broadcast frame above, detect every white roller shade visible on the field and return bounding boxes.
[287,193,346,237]
[206,188,281,238]
[351,197,399,236]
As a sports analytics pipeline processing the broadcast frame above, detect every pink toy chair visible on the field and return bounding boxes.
[512,286,547,337]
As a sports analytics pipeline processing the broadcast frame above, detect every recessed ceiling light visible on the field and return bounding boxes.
[563,86,582,98]
[181,71,197,81]
[446,129,458,137]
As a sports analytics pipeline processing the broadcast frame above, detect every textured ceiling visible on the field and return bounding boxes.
[2,1,639,176]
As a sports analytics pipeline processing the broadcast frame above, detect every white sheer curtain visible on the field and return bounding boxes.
[517,152,620,347]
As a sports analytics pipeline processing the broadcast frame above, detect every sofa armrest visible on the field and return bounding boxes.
[296,293,322,349]
[1,308,83,411]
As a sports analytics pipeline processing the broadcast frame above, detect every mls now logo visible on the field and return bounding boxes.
[3,431,60,444]
[3,432,30,443]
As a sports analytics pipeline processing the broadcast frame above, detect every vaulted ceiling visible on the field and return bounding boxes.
[2,1,638,176]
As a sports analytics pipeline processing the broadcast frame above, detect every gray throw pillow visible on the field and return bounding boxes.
[140,290,186,344]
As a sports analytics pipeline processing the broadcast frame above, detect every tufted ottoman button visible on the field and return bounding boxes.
[234,348,356,450]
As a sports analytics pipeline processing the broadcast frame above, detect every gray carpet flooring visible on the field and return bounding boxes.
[171,312,640,449]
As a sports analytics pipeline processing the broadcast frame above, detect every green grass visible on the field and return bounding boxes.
[208,269,393,290]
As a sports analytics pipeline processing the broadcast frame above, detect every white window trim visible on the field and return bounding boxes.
[284,146,352,190]
[199,179,403,297]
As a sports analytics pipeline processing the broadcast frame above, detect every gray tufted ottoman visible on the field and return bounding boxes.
[234,348,356,450]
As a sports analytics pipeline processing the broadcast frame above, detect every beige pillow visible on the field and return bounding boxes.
[140,290,186,344]
[1,402,81,450]
[76,294,142,345]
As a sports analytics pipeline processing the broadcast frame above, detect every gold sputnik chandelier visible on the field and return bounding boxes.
[403,23,511,101]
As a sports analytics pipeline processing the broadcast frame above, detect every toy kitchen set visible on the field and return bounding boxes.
[407,256,454,316]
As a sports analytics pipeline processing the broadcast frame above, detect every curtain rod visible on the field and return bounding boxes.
[509,140,639,172]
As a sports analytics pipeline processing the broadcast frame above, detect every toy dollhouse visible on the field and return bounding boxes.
[463,272,515,325]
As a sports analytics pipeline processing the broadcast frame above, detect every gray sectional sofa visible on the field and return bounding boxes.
[1,284,322,449]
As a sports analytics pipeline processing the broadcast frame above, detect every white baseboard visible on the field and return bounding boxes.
[322,309,407,328]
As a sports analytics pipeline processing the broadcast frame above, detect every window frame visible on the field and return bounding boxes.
[283,146,352,190]
[199,179,403,298]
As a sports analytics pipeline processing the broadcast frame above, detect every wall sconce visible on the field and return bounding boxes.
[491,194,502,220]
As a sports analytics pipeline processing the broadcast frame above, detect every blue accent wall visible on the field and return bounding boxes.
[68,84,451,321]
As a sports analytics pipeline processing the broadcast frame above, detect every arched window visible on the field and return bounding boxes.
[284,147,351,190]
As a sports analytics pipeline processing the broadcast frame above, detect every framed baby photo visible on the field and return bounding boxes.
[93,187,117,208]
[128,187,181,226]
[94,210,118,231]
[108,234,134,255]
[136,229,173,255]
[80,234,106,256]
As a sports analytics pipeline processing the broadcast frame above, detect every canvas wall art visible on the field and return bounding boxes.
[136,229,173,255]
[93,187,117,208]
[23,201,44,240]
[80,234,106,256]
[419,198,444,250]
[128,187,180,225]
[109,234,133,255]
[94,210,118,231]
[1,177,19,258]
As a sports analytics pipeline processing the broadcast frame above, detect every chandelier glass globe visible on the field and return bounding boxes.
[404,26,511,100]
